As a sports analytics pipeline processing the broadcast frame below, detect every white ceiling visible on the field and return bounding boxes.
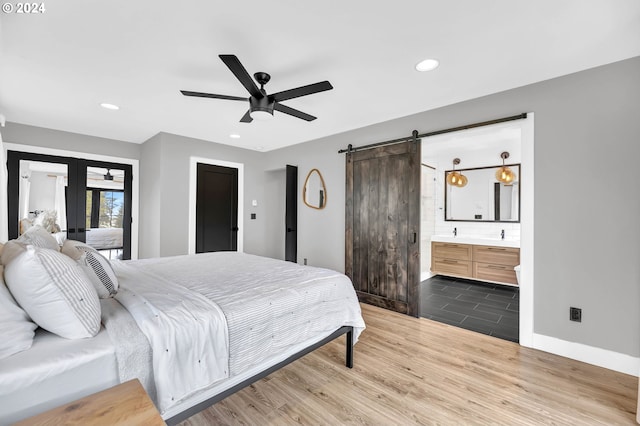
[1,1,639,152]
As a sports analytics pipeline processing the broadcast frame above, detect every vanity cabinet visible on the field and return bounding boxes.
[432,242,520,285]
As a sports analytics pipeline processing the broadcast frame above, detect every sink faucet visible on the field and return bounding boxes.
[501,229,505,240]
[453,227,457,237]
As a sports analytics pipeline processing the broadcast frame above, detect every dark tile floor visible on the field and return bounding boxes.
[420,275,519,343]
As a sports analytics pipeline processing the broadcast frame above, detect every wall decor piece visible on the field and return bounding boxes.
[303,168,327,209]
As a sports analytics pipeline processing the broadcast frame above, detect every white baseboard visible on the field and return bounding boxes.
[532,333,639,377]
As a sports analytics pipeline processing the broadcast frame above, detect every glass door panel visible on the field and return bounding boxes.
[84,166,126,259]
[17,160,68,245]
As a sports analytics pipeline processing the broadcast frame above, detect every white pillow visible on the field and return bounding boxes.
[0,265,38,359]
[17,225,60,251]
[61,240,119,298]
[4,246,101,339]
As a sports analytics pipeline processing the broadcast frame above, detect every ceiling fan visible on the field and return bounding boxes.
[181,54,333,123]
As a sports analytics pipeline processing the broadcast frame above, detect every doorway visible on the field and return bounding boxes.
[6,151,133,259]
[195,163,238,253]
[418,116,533,344]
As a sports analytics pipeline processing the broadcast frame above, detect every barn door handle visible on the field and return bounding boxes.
[287,228,296,233]
[412,232,417,243]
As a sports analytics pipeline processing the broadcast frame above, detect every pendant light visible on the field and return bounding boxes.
[104,169,114,181]
[495,152,516,184]
[446,158,468,188]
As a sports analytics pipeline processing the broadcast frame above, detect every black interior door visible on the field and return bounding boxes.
[196,163,238,253]
[285,165,298,262]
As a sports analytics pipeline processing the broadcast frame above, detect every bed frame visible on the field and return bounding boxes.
[165,325,354,425]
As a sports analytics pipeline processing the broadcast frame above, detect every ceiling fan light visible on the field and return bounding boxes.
[249,109,274,121]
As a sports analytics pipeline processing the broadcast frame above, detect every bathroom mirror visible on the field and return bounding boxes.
[303,168,327,209]
[445,164,520,222]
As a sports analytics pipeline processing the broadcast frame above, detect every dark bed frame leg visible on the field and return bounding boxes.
[346,328,353,368]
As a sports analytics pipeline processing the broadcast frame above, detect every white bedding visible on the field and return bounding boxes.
[112,260,229,413]
[119,252,366,378]
[86,227,123,249]
[0,328,119,425]
[1,252,365,422]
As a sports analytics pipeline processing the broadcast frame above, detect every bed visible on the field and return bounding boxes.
[0,249,365,425]
[85,227,123,250]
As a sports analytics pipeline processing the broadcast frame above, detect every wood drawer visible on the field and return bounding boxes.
[432,242,472,261]
[432,258,472,277]
[473,262,518,285]
[472,245,520,267]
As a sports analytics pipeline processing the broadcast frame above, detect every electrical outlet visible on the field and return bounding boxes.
[570,307,582,322]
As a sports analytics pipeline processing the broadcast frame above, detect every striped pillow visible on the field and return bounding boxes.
[61,240,119,298]
[17,225,60,251]
[4,246,101,339]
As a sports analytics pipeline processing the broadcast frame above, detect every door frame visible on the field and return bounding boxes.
[3,143,139,259]
[188,156,244,255]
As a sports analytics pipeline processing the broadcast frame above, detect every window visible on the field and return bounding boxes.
[86,189,124,229]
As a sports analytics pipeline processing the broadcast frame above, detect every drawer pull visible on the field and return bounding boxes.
[442,259,459,264]
[486,247,507,251]
[486,264,508,270]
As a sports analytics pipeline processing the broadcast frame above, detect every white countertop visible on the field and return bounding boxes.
[431,235,520,248]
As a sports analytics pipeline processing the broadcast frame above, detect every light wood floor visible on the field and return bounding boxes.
[179,303,638,425]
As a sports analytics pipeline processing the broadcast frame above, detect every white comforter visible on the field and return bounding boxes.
[112,252,365,415]
[112,261,229,413]
[122,252,366,377]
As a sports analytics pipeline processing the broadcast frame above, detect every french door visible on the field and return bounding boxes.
[6,151,133,259]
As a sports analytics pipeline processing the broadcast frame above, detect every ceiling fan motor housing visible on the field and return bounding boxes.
[250,95,274,116]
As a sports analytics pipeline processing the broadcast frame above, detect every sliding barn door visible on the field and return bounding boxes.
[345,140,421,316]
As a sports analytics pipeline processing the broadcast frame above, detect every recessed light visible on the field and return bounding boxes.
[415,59,439,72]
[100,103,120,110]
[229,134,241,139]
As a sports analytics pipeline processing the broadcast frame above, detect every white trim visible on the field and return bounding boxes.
[532,333,640,377]
[188,156,244,255]
[3,142,140,259]
[519,113,534,347]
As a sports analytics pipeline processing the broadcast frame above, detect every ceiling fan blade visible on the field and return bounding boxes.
[240,110,253,123]
[219,54,263,99]
[180,90,247,101]
[274,102,316,121]
[271,81,333,102]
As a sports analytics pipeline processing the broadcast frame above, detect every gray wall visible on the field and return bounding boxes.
[138,132,270,258]
[1,122,141,160]
[138,133,162,258]
[264,56,640,358]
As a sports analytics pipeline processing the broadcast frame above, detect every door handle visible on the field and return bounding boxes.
[231,226,239,232]
[287,228,296,233]
[68,228,76,233]
[78,228,86,233]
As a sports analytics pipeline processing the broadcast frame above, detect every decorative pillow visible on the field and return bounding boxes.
[0,265,38,359]
[0,240,27,266]
[33,210,60,233]
[17,225,60,251]
[4,246,101,339]
[61,240,119,298]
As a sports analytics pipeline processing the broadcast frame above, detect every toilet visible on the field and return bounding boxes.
[514,265,521,284]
